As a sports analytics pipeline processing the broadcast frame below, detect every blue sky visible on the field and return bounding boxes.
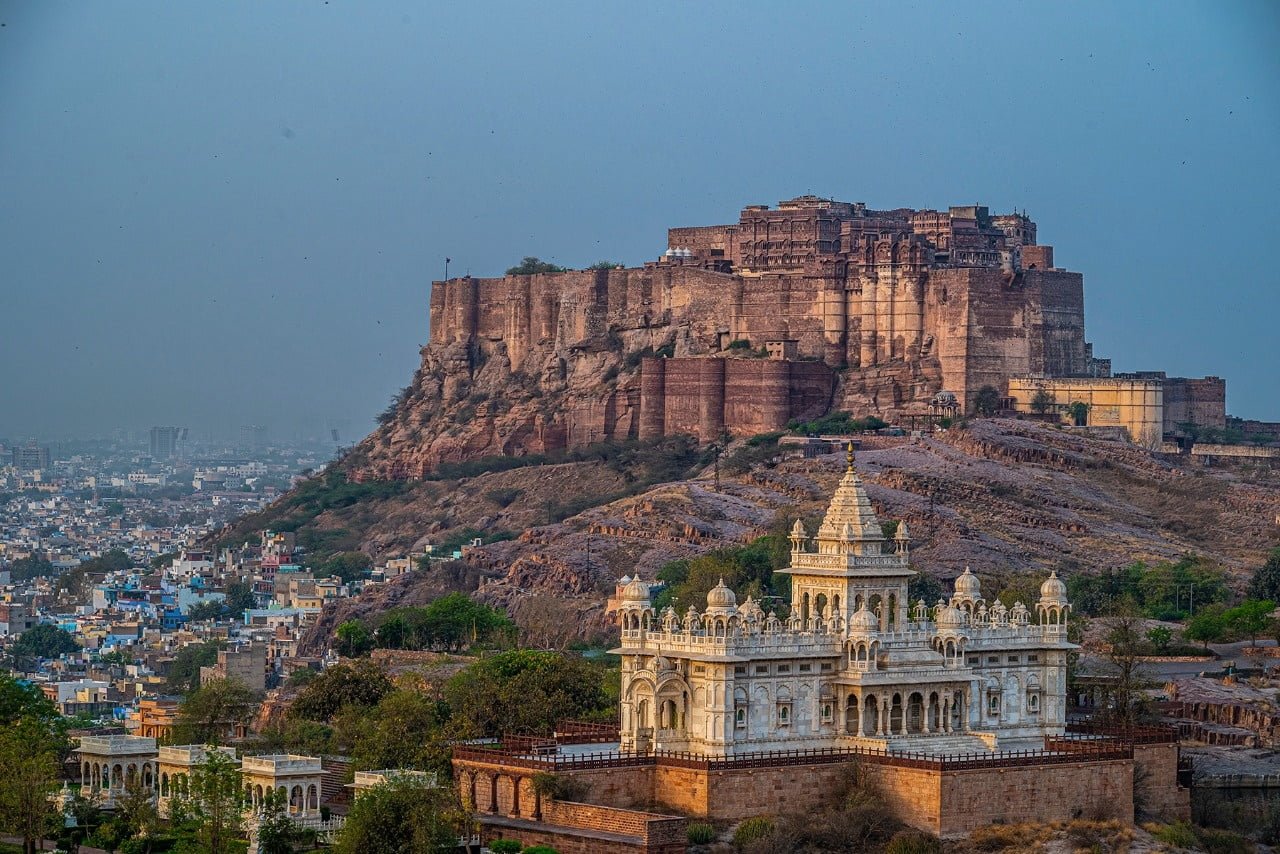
[1,1,1277,439]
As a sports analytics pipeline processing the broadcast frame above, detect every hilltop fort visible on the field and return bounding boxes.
[353,195,1225,479]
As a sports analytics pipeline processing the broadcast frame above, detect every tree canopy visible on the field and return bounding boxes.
[167,641,223,693]
[443,649,611,737]
[505,256,566,276]
[10,624,79,661]
[368,593,515,652]
[7,555,55,582]
[289,660,394,724]
[173,678,258,745]
[334,776,467,854]
[972,385,1002,416]
[1247,548,1280,602]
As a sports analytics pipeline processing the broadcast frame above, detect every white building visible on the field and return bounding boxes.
[614,449,1075,757]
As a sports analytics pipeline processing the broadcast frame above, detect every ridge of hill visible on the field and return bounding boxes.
[282,419,1280,651]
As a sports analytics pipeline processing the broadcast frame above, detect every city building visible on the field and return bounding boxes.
[11,441,51,472]
[149,427,185,461]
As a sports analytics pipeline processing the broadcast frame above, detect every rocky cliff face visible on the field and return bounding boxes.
[301,419,1280,651]
[347,250,1084,481]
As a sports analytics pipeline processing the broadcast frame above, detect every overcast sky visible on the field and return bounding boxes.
[2,1,1277,441]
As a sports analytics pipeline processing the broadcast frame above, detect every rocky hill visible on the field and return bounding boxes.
[292,419,1280,651]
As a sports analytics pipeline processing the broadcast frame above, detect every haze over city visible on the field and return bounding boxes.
[1,1,1277,438]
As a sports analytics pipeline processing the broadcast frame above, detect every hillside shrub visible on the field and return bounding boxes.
[488,840,521,854]
[885,830,942,854]
[732,816,775,847]
[686,821,716,844]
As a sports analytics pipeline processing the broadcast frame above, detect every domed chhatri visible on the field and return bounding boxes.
[849,604,880,634]
[614,455,1076,758]
[1039,570,1068,602]
[954,567,981,596]
[621,577,650,603]
[705,578,738,612]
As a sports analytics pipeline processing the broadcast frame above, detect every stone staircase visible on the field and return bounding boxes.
[887,733,995,756]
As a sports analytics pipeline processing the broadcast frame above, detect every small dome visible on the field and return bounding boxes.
[849,605,879,633]
[790,519,806,536]
[895,521,910,541]
[937,604,966,628]
[1040,571,1068,601]
[621,578,649,603]
[706,578,737,610]
[954,567,981,596]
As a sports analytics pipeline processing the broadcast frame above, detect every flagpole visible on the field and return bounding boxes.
[444,257,450,281]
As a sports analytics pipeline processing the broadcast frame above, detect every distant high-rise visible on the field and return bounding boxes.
[11,441,50,471]
[239,424,267,452]
[150,426,185,460]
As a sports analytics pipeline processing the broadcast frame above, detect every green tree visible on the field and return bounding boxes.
[375,615,410,650]
[334,777,467,854]
[222,580,256,614]
[1068,400,1090,426]
[0,674,61,729]
[0,716,62,854]
[1101,596,1150,724]
[445,650,610,737]
[587,260,623,270]
[505,256,566,276]
[113,776,161,851]
[56,792,102,854]
[1247,548,1280,602]
[336,620,374,657]
[186,600,226,622]
[347,689,451,775]
[416,593,514,651]
[10,623,80,661]
[167,641,223,693]
[253,789,300,854]
[907,573,943,609]
[167,749,244,854]
[151,552,178,570]
[7,555,55,582]
[1184,608,1226,651]
[173,678,258,745]
[316,551,372,584]
[1030,388,1055,415]
[289,660,393,724]
[1224,599,1275,646]
[972,385,1001,416]
[1145,626,1173,653]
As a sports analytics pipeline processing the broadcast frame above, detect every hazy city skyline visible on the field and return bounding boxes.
[2,1,1277,437]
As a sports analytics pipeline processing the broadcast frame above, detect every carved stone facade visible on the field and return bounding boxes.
[613,450,1075,756]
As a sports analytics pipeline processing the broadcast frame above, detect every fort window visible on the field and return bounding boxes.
[735,707,747,728]
[987,656,999,664]
[755,665,769,675]
[1027,692,1041,714]
[988,695,1000,717]
[1028,655,1039,663]
[820,662,833,672]
[1007,655,1020,663]
[777,703,792,726]
[693,665,705,674]
[821,703,833,724]
[778,664,791,674]
[734,666,747,676]
[799,663,811,672]
[967,655,979,666]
